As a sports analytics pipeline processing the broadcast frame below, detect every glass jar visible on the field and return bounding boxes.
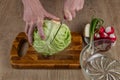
[80,39,120,80]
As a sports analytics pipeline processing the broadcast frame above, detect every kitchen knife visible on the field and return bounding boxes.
[50,20,64,44]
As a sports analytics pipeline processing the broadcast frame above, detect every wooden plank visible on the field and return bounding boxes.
[10,32,83,69]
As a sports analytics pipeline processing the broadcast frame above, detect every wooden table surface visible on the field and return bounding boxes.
[0,0,120,80]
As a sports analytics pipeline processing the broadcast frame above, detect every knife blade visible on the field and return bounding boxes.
[50,20,64,44]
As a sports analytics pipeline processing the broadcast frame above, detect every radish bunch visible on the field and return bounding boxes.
[94,26,117,45]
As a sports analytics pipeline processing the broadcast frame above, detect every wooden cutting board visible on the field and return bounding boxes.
[10,32,83,69]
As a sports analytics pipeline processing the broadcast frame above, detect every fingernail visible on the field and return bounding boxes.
[65,15,72,21]
[68,17,72,21]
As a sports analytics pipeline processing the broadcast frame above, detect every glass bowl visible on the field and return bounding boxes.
[80,39,120,80]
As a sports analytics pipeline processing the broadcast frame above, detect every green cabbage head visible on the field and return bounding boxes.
[33,20,71,56]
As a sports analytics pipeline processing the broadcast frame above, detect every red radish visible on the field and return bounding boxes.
[94,33,100,40]
[109,33,116,42]
[100,32,108,39]
[94,25,117,46]
[99,26,105,34]
[109,34,117,46]
[105,26,114,35]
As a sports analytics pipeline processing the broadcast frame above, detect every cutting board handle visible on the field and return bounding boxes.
[11,32,29,57]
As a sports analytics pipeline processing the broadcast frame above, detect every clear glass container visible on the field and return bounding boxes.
[80,39,120,80]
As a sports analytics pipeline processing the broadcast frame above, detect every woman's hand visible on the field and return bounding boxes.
[64,0,84,21]
[22,0,59,45]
